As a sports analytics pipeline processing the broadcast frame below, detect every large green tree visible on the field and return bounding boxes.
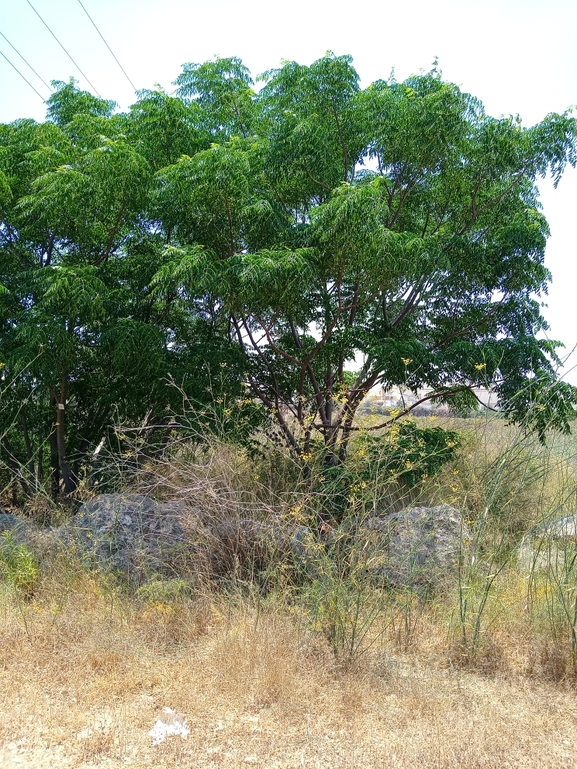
[153,54,577,465]
[1,55,576,496]
[0,82,248,495]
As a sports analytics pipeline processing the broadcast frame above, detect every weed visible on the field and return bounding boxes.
[0,530,40,598]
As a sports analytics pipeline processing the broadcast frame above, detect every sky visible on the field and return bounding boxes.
[1,0,576,380]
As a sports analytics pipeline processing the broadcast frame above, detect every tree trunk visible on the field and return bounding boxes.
[21,413,37,493]
[49,424,60,498]
[52,376,76,495]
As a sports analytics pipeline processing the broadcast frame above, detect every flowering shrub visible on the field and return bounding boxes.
[363,420,461,488]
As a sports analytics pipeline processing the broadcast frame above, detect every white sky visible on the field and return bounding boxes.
[1,0,576,380]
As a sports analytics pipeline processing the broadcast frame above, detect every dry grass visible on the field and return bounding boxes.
[3,417,577,767]
[1,571,576,769]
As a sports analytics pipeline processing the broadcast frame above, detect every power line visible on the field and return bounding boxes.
[25,0,101,96]
[75,0,137,92]
[0,47,46,102]
[0,29,53,91]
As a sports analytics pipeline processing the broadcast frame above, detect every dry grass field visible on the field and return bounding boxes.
[2,415,577,767]
[1,574,577,769]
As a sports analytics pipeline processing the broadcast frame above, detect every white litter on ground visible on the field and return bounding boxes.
[149,707,190,746]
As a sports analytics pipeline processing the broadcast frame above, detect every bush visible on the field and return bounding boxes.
[362,420,461,488]
[0,531,40,598]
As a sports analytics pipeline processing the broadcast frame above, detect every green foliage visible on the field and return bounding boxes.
[136,577,192,603]
[503,370,577,442]
[46,79,116,126]
[0,531,40,597]
[364,420,462,487]
[318,420,461,523]
[174,56,255,139]
[0,55,575,497]
[126,89,209,170]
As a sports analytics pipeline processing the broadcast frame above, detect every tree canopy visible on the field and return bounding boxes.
[1,55,576,495]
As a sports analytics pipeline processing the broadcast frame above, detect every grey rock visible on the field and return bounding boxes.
[3,495,321,585]
[518,514,577,572]
[0,514,59,576]
[537,515,577,540]
[0,512,36,545]
[55,493,209,584]
[357,504,471,589]
[0,512,25,533]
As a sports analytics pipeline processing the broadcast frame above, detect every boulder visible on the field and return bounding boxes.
[356,504,471,589]
[1,498,320,586]
[0,493,319,585]
[0,512,38,549]
[0,512,32,540]
[56,494,210,583]
[518,514,577,572]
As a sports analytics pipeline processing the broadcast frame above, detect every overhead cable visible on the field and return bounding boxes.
[25,0,101,95]
[0,29,53,91]
[0,47,46,102]
[75,0,137,91]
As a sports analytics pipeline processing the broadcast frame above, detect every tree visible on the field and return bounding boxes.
[1,57,576,498]
[154,53,577,466]
[0,79,264,496]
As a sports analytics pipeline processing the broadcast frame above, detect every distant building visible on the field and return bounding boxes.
[365,384,498,413]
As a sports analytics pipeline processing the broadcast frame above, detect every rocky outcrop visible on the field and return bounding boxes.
[55,494,317,585]
[2,497,474,591]
[1,495,319,586]
[55,494,210,584]
[356,504,471,589]
[0,512,33,544]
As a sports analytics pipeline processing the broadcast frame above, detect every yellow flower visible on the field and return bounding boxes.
[474,362,486,371]
[288,502,304,520]
[401,357,413,365]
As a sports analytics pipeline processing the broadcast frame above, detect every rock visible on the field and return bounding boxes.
[0,512,36,546]
[3,495,320,585]
[55,494,209,584]
[540,515,577,540]
[357,504,471,589]
[518,514,577,572]
[0,512,28,534]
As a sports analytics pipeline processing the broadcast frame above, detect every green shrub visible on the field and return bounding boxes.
[363,420,461,488]
[0,531,40,598]
[136,577,192,603]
